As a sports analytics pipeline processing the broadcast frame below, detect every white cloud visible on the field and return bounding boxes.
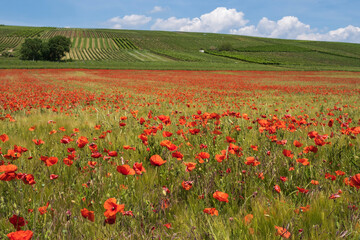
[151,7,248,33]
[230,16,360,43]
[230,16,311,39]
[297,25,360,43]
[108,15,151,29]
[150,6,165,13]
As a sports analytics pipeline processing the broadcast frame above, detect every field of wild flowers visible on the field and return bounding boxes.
[1,69,360,239]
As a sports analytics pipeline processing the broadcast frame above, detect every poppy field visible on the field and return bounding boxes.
[1,69,360,239]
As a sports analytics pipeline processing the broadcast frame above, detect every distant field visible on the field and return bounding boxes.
[0,25,360,70]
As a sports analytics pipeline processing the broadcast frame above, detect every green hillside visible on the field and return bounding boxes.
[0,25,360,70]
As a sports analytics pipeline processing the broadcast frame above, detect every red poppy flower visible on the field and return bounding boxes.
[0,164,17,173]
[133,162,146,175]
[244,214,253,225]
[7,230,33,240]
[296,158,309,166]
[9,215,28,230]
[117,165,135,175]
[163,223,172,229]
[162,131,173,137]
[350,174,360,189]
[213,191,229,202]
[149,155,166,166]
[49,174,58,180]
[38,202,49,215]
[274,185,281,193]
[282,149,294,159]
[172,151,184,160]
[0,134,9,142]
[182,181,193,190]
[40,156,58,166]
[104,198,125,218]
[32,139,44,145]
[203,208,218,216]
[81,208,95,222]
[245,157,260,166]
[275,226,291,239]
[184,162,196,172]
[293,140,303,147]
[76,136,89,148]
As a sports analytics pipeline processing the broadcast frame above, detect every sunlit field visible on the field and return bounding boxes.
[1,69,360,239]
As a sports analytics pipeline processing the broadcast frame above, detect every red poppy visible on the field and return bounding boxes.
[350,174,360,189]
[149,155,166,166]
[81,208,95,222]
[0,164,17,173]
[7,230,33,240]
[63,158,73,166]
[311,180,319,185]
[274,185,281,193]
[203,208,218,216]
[133,162,146,175]
[182,181,193,190]
[104,198,125,218]
[162,131,173,137]
[244,214,253,225]
[172,151,184,160]
[38,202,49,215]
[282,149,294,159]
[117,165,135,175]
[293,140,303,147]
[184,162,196,172]
[32,139,44,145]
[296,158,309,166]
[49,174,58,180]
[296,187,309,194]
[77,136,89,148]
[9,215,28,230]
[245,157,260,166]
[275,226,291,239]
[213,191,229,202]
[40,156,58,166]
[0,134,9,142]
[163,223,172,229]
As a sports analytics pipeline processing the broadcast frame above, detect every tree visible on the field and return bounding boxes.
[218,42,234,51]
[20,38,43,61]
[44,36,71,61]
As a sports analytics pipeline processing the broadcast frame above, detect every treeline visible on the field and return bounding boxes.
[20,36,71,61]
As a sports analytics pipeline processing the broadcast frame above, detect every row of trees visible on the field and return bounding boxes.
[20,36,71,61]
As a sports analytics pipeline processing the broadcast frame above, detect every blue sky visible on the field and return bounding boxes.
[1,0,360,42]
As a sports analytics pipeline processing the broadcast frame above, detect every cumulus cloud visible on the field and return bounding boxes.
[230,16,312,39]
[108,15,151,29]
[150,6,165,13]
[151,7,248,33]
[297,25,360,43]
[230,16,360,43]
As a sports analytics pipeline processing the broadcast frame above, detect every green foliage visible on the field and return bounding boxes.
[45,36,71,61]
[20,38,43,60]
[218,42,234,51]
[19,36,71,61]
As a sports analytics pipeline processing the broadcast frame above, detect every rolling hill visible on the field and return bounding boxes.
[0,25,360,70]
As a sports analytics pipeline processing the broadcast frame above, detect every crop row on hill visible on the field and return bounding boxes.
[65,49,169,61]
[206,50,280,65]
[71,38,118,50]
[113,38,138,50]
[0,37,22,52]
